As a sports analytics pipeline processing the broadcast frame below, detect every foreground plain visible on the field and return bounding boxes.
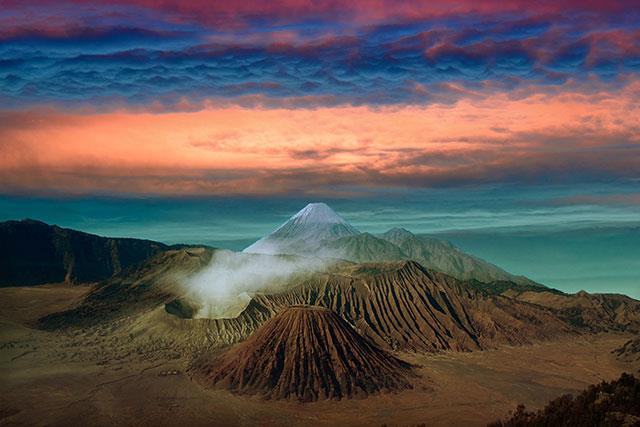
[0,285,638,427]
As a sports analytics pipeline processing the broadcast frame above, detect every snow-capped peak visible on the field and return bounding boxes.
[242,203,359,254]
[287,203,348,226]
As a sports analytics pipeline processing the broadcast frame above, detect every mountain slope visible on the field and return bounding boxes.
[613,338,640,362]
[325,232,407,263]
[191,305,413,401]
[0,219,168,287]
[249,261,572,352]
[37,247,215,330]
[378,227,540,286]
[516,290,640,332]
[38,247,640,355]
[39,250,577,352]
[242,203,542,287]
[243,202,359,255]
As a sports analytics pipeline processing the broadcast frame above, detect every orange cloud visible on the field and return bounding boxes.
[1,81,638,196]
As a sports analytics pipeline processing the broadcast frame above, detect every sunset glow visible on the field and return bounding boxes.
[2,83,638,195]
[0,0,639,327]
[1,0,639,196]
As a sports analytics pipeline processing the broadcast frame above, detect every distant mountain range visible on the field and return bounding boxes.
[0,219,168,287]
[244,202,540,287]
[1,204,541,289]
[20,205,637,358]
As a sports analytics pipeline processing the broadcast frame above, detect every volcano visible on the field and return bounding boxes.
[243,202,359,255]
[241,203,542,286]
[191,305,414,401]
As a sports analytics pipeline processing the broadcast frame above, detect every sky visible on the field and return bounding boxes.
[0,1,639,297]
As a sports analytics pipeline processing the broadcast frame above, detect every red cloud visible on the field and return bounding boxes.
[1,80,638,196]
[4,0,637,31]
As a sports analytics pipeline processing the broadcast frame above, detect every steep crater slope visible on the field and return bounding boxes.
[138,259,577,352]
[249,261,573,352]
[37,251,640,356]
[37,247,215,330]
[190,305,414,401]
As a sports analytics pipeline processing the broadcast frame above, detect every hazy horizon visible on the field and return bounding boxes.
[2,0,639,298]
[2,182,638,299]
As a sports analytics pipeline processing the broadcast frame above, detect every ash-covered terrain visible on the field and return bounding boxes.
[1,203,639,426]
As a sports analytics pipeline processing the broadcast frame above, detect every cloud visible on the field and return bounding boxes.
[1,82,638,196]
[537,193,640,207]
[1,1,638,109]
[6,1,637,30]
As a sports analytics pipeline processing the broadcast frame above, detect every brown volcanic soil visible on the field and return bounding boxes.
[191,305,413,401]
[249,261,575,352]
[613,338,640,363]
[38,252,640,357]
[1,285,639,426]
[516,290,640,333]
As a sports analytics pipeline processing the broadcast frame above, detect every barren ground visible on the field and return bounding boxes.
[0,285,638,427]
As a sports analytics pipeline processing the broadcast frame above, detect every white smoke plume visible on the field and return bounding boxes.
[181,249,337,319]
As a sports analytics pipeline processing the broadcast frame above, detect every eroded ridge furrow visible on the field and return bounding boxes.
[39,251,583,355]
[191,305,414,401]
[196,260,575,353]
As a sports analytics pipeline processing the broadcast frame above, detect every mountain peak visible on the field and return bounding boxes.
[243,203,359,255]
[384,227,414,237]
[288,202,349,226]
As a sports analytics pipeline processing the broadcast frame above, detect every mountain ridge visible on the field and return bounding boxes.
[0,219,169,287]
[191,305,414,401]
[243,203,543,287]
[36,246,640,359]
[243,203,359,255]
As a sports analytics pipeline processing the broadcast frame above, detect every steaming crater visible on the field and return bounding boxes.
[181,250,332,319]
[180,203,349,319]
